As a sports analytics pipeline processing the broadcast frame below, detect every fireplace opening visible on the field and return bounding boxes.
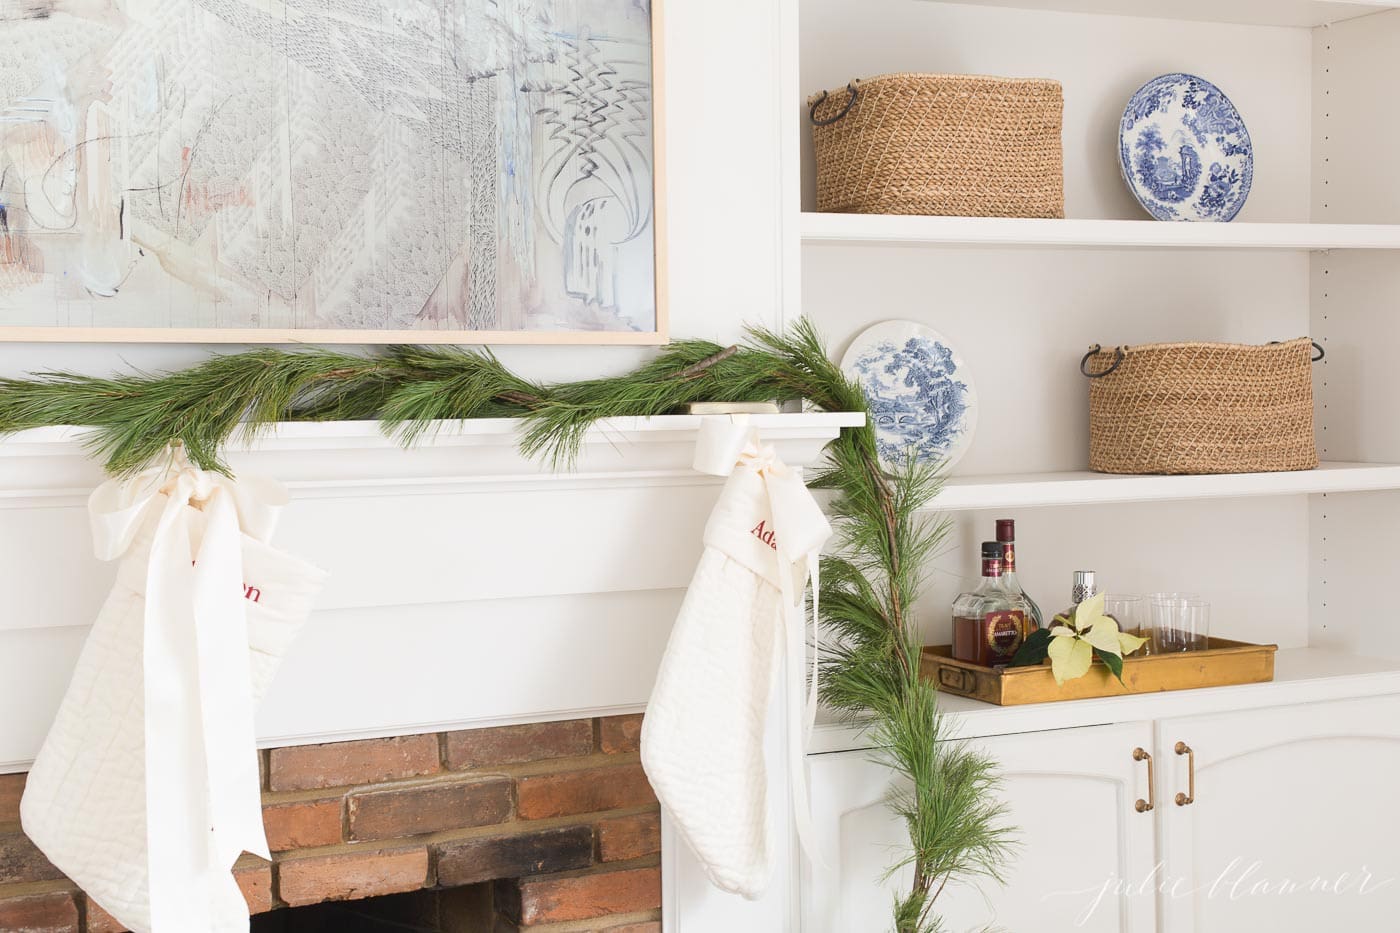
[250,885,492,932]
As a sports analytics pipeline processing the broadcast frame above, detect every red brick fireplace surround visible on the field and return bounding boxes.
[0,715,661,932]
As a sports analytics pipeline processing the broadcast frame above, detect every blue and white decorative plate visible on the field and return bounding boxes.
[841,321,978,471]
[1119,73,1253,222]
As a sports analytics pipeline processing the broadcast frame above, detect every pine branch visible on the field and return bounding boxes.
[0,350,384,475]
[514,338,797,468]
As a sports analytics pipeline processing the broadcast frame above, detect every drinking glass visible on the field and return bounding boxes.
[1104,594,1148,656]
[1145,593,1197,655]
[1152,597,1211,653]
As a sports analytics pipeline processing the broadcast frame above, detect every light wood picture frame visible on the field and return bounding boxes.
[0,0,667,345]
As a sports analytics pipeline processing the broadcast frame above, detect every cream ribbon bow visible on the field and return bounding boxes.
[693,416,830,867]
[89,446,288,931]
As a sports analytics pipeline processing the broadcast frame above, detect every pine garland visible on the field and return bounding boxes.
[0,321,1013,931]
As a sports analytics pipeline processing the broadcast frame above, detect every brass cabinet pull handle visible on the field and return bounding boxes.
[1133,747,1154,813]
[1175,742,1196,806]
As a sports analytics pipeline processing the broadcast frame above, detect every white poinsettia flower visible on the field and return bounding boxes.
[1083,618,1126,655]
[1074,592,1109,633]
[1118,631,1149,656]
[1045,592,1148,685]
[1047,632,1094,684]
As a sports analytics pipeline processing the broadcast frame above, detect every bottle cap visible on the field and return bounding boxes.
[996,519,1016,543]
[981,542,1004,560]
[1072,571,1097,602]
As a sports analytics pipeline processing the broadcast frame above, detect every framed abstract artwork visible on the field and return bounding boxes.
[0,0,666,344]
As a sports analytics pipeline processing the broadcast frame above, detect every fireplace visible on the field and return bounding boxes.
[0,414,859,932]
[0,716,661,932]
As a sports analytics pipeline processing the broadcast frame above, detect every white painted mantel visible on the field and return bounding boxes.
[0,412,862,773]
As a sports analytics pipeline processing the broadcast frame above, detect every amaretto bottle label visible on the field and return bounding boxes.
[984,610,1025,660]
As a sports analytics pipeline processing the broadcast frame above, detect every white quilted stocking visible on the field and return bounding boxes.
[21,453,325,933]
[642,421,831,899]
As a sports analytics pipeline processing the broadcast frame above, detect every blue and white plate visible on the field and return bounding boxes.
[841,321,977,472]
[1119,73,1253,222]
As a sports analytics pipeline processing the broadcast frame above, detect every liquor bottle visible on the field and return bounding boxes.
[995,519,1043,635]
[951,542,1031,667]
[1053,571,1099,628]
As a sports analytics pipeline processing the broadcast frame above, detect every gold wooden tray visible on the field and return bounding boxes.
[920,638,1278,706]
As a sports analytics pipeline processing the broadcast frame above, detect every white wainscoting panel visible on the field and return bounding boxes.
[256,588,686,748]
[0,626,93,773]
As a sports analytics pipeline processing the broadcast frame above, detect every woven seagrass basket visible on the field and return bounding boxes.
[1082,338,1321,475]
[808,73,1064,218]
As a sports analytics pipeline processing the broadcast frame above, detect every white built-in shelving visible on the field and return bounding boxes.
[801,213,1400,251]
[796,0,1400,673]
[794,0,1400,665]
[925,0,1400,28]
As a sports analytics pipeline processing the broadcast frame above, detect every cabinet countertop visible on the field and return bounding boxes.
[810,647,1400,755]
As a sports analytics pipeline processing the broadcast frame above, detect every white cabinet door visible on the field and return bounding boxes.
[804,722,1159,933]
[1156,694,1400,933]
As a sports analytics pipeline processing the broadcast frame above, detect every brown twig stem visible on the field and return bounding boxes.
[675,345,739,380]
[498,389,544,408]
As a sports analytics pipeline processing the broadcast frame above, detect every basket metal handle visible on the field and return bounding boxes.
[1081,345,1126,379]
[1081,342,1321,377]
[809,82,859,126]
[1267,340,1326,362]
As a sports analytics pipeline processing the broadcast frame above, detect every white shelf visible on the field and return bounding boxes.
[932,462,1400,511]
[810,647,1400,753]
[919,0,1400,28]
[801,214,1400,251]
